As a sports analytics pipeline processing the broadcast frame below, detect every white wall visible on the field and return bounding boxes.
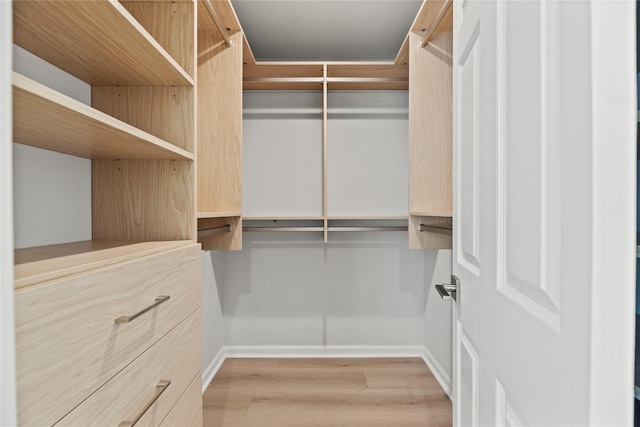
[1,2,17,424]
[12,46,91,249]
[201,251,225,371]
[424,249,453,395]
[212,231,425,347]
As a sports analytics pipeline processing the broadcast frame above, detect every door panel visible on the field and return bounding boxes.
[458,322,479,427]
[456,11,480,275]
[501,0,562,325]
[452,1,634,426]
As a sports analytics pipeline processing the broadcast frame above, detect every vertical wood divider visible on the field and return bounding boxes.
[322,63,328,243]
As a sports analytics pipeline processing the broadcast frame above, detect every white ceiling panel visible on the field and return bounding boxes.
[231,0,422,61]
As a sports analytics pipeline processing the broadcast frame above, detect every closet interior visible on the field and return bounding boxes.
[9,0,453,424]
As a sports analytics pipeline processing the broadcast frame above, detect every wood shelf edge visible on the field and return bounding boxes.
[13,73,194,160]
[197,212,242,219]
[410,211,453,218]
[14,240,195,291]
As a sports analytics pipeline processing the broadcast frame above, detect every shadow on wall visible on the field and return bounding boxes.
[208,231,426,346]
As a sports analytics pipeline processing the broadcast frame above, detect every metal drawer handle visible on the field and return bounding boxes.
[115,295,170,324]
[118,380,171,427]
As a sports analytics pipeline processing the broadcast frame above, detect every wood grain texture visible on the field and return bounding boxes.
[197,31,242,214]
[15,244,200,426]
[92,86,195,153]
[13,73,193,160]
[122,1,196,78]
[92,160,194,241]
[243,33,257,66]
[408,29,453,249]
[13,0,192,86]
[204,358,451,427]
[57,310,202,426]
[198,211,242,218]
[161,374,203,427]
[198,216,242,250]
[198,0,242,34]
[14,240,193,290]
[409,215,452,249]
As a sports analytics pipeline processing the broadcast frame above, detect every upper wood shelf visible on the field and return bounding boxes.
[13,0,193,86]
[13,73,194,160]
[14,240,195,291]
[197,212,242,219]
[410,211,453,218]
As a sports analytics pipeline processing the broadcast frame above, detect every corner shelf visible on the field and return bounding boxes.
[13,0,193,86]
[14,240,194,291]
[13,73,194,160]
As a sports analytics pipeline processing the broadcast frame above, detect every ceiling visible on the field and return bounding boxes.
[230,0,423,62]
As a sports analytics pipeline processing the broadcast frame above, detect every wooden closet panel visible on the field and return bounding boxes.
[92,160,194,241]
[197,31,242,214]
[198,216,242,250]
[408,215,452,250]
[121,1,196,78]
[92,86,194,153]
[408,31,452,215]
[15,244,200,427]
[160,374,203,427]
[57,310,201,426]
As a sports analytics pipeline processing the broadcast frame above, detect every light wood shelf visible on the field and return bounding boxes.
[12,73,193,160]
[197,212,242,219]
[13,0,193,86]
[243,216,325,221]
[410,211,452,218]
[327,216,408,221]
[14,240,194,291]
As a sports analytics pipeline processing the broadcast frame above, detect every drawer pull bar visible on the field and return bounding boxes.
[115,295,170,324]
[118,380,171,427]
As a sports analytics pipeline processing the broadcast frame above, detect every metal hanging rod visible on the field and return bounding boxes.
[243,227,325,232]
[421,0,453,48]
[327,226,408,232]
[419,224,452,235]
[198,224,231,238]
[203,0,232,47]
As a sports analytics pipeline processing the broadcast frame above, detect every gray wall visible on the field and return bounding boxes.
[12,46,91,249]
[211,231,425,347]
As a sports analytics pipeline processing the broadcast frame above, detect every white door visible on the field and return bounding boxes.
[452,1,636,425]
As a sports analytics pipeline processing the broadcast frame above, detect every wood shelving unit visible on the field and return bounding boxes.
[13,73,193,160]
[408,2,453,250]
[196,2,243,250]
[13,0,193,86]
[12,0,201,424]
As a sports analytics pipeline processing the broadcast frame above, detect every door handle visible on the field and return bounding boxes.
[435,275,460,302]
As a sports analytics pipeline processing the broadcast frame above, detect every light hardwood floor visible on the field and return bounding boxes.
[203,358,452,427]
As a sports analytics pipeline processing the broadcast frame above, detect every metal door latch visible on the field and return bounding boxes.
[436,275,460,302]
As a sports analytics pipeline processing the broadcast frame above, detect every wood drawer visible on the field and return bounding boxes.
[15,243,201,427]
[159,372,203,427]
[58,309,201,426]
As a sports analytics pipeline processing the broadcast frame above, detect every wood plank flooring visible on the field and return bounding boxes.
[203,358,452,427]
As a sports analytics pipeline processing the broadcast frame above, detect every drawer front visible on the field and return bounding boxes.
[58,309,201,426]
[159,372,203,427]
[16,244,201,427]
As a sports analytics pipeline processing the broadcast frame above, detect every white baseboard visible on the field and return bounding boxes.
[422,346,452,399]
[223,345,424,358]
[202,347,225,393]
